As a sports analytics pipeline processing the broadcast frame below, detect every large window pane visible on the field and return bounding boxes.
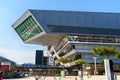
[15,16,43,41]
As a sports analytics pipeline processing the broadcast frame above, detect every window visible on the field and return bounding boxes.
[15,16,43,41]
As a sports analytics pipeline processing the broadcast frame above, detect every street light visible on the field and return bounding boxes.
[93,57,98,75]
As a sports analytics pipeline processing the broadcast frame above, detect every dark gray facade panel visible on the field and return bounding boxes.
[29,10,120,30]
[35,50,43,65]
[47,25,120,36]
[13,10,120,37]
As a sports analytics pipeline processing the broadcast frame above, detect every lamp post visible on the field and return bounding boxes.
[93,57,97,75]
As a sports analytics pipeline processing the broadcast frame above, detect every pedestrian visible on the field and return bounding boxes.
[0,72,3,80]
[14,69,21,78]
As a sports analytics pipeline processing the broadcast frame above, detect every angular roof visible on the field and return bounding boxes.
[0,56,16,65]
[12,10,120,46]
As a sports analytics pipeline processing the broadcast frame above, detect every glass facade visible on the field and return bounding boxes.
[48,25,120,36]
[51,35,120,67]
[68,35,120,43]
[15,16,43,41]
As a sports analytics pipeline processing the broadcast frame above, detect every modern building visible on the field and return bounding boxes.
[35,50,49,66]
[43,57,49,65]
[0,56,16,66]
[12,10,120,73]
[0,56,16,71]
[35,50,43,65]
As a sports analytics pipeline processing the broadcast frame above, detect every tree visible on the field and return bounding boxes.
[75,59,86,71]
[75,59,86,66]
[93,46,120,80]
[93,46,120,59]
[115,53,120,59]
[57,57,71,64]
[57,57,71,78]
[75,59,86,80]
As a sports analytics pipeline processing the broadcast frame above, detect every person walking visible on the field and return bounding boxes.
[0,72,3,80]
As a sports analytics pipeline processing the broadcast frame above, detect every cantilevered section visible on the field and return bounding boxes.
[12,10,120,46]
[12,10,65,46]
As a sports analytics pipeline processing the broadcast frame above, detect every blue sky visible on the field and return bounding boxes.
[0,0,120,64]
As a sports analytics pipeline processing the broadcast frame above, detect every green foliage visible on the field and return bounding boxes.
[115,53,120,59]
[75,59,86,65]
[93,46,120,59]
[57,57,71,64]
[101,59,104,65]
